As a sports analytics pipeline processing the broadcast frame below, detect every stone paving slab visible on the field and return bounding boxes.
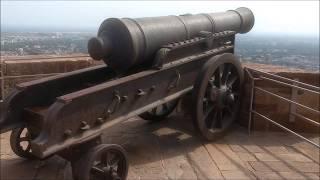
[1,114,319,180]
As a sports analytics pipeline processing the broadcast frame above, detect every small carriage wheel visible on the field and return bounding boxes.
[72,144,128,180]
[192,53,243,141]
[139,99,179,121]
[10,127,35,159]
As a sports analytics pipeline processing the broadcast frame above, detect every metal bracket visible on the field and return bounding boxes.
[104,91,121,119]
[168,70,181,90]
[199,31,213,49]
[152,48,170,69]
[80,121,90,131]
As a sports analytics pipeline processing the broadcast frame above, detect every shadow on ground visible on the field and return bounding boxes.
[1,113,319,179]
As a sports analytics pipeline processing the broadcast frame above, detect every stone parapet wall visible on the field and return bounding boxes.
[0,54,94,100]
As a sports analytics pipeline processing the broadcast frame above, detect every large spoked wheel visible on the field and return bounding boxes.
[10,127,36,159]
[139,99,179,121]
[72,144,128,180]
[192,53,243,141]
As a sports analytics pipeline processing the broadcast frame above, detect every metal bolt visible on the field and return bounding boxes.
[96,117,104,124]
[104,109,112,119]
[137,89,147,96]
[64,129,72,137]
[150,85,156,91]
[121,95,128,101]
[80,121,90,130]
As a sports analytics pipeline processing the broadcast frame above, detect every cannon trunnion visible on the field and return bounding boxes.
[0,8,254,180]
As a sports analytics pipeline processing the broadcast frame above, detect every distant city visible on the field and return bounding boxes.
[235,34,319,72]
[1,32,319,72]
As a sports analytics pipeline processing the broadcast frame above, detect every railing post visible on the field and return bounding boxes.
[245,68,255,135]
[0,59,4,102]
[289,78,299,123]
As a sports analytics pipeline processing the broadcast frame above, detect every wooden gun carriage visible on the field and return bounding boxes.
[0,7,254,180]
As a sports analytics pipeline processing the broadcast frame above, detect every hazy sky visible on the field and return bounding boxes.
[1,1,319,36]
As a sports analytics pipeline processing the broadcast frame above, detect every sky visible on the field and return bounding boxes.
[1,1,319,36]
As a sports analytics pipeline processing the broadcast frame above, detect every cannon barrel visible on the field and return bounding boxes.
[88,7,254,71]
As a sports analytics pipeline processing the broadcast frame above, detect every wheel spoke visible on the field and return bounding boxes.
[214,68,221,88]
[229,92,240,104]
[91,166,105,177]
[203,98,209,112]
[208,77,215,87]
[214,109,223,129]
[91,166,105,174]
[226,93,235,105]
[110,156,120,168]
[208,110,218,129]
[107,153,118,166]
[205,111,215,128]
[205,103,216,114]
[19,136,29,142]
[101,152,110,165]
[204,93,215,109]
[222,64,231,85]
[219,64,224,79]
[203,106,216,128]
[24,143,31,152]
[227,75,238,88]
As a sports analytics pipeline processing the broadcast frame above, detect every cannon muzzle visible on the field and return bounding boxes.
[88,7,254,71]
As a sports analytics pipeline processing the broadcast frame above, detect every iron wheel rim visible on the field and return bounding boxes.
[201,63,241,134]
[90,149,127,180]
[10,127,35,159]
[75,144,129,180]
[192,53,243,140]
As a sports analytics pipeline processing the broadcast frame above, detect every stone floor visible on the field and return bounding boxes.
[1,114,319,180]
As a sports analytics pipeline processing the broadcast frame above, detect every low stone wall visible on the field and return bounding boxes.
[240,63,319,134]
[0,54,94,100]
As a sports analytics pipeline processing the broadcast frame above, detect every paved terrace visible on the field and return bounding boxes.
[1,114,319,180]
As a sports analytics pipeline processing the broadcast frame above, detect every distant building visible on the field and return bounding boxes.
[17,48,24,56]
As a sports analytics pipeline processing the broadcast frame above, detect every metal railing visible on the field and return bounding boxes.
[245,68,320,148]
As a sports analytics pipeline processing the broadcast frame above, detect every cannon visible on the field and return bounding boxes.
[88,7,254,71]
[0,7,254,180]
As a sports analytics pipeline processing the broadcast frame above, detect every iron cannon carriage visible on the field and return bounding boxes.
[0,7,254,180]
